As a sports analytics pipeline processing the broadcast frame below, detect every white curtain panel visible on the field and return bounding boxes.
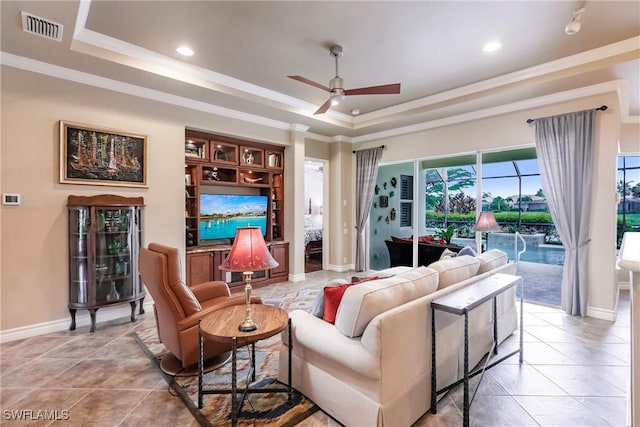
[535,109,595,315]
[355,146,384,272]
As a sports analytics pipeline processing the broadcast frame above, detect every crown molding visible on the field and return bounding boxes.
[1,53,635,145]
[352,80,631,143]
[72,0,354,127]
[352,36,640,129]
[0,52,292,131]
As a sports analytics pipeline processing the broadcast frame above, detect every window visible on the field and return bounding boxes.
[423,162,477,233]
[400,174,413,227]
[617,155,640,247]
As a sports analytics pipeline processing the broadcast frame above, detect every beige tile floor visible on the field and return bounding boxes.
[0,270,630,426]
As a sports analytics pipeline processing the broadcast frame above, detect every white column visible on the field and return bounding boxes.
[285,124,309,281]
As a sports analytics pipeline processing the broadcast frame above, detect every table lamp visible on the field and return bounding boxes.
[220,226,279,332]
[475,211,500,252]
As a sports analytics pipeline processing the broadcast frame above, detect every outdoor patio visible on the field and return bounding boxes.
[515,260,563,307]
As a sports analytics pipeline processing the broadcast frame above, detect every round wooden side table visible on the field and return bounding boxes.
[198,303,292,426]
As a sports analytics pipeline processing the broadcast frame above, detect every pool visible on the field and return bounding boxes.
[487,242,565,266]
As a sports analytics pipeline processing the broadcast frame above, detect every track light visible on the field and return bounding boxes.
[565,7,585,35]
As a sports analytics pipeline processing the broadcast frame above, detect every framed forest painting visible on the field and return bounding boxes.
[60,121,148,187]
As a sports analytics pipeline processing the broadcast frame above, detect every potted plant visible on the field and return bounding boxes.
[437,224,456,245]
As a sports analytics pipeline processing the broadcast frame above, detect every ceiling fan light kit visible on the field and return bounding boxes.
[288,44,401,115]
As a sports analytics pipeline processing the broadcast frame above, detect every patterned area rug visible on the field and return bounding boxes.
[133,322,318,426]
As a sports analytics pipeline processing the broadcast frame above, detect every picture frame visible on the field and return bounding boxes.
[60,121,148,187]
[379,195,389,208]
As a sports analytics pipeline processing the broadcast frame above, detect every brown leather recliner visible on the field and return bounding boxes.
[139,242,261,374]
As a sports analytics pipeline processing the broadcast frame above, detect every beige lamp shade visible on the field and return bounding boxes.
[475,211,501,232]
[219,227,279,272]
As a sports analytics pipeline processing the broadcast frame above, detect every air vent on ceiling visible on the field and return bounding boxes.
[21,11,63,42]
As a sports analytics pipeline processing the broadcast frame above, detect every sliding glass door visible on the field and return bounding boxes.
[617,155,640,247]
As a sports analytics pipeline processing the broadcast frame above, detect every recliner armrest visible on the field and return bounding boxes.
[177,295,263,331]
[191,281,231,301]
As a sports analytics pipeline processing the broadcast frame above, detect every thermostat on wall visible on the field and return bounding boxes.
[2,193,21,205]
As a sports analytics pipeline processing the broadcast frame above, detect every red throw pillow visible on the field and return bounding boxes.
[322,276,381,324]
[350,275,380,284]
[322,284,351,324]
[418,235,434,243]
[391,236,412,243]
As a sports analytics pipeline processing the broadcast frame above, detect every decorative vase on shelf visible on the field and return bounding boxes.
[119,212,129,231]
[96,264,108,282]
[106,281,120,302]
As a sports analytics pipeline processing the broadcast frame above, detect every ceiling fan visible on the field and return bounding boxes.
[288,45,401,115]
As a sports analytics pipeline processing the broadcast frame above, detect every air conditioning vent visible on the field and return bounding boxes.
[21,11,63,42]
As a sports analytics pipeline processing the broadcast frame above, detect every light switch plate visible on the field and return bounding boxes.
[2,193,21,205]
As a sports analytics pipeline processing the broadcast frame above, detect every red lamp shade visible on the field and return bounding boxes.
[475,211,501,232]
[219,227,279,272]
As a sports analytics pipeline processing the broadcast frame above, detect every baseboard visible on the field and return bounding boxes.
[288,272,306,282]
[326,263,354,272]
[586,305,617,322]
[0,301,154,343]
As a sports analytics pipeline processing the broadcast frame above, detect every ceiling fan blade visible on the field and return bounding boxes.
[288,75,330,92]
[345,83,401,96]
[314,99,332,115]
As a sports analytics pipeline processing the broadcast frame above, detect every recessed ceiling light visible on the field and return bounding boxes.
[482,41,502,53]
[176,46,194,56]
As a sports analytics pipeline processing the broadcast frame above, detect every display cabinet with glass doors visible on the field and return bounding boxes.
[67,195,145,332]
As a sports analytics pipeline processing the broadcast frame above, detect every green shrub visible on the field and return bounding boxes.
[425,211,553,224]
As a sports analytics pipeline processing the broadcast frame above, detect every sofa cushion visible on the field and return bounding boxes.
[476,249,509,273]
[335,267,439,338]
[376,266,414,276]
[429,255,480,289]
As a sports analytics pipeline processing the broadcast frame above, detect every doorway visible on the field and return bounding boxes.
[305,159,326,273]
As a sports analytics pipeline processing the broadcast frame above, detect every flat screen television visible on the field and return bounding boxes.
[199,194,268,241]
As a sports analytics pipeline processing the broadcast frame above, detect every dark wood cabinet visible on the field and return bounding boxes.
[186,242,289,290]
[185,129,286,247]
[184,129,289,287]
[186,251,213,286]
[269,242,289,279]
[67,195,145,332]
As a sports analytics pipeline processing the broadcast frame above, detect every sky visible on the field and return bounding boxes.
[200,194,267,215]
[437,156,640,199]
[441,160,543,198]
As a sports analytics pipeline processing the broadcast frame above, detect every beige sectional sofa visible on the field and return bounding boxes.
[278,249,518,427]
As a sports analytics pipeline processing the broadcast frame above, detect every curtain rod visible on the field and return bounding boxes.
[526,105,607,124]
[353,145,386,154]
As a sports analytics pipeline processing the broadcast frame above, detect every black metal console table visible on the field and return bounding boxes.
[430,273,524,427]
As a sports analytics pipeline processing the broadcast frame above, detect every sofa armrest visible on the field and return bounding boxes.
[191,281,231,301]
[284,310,380,380]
